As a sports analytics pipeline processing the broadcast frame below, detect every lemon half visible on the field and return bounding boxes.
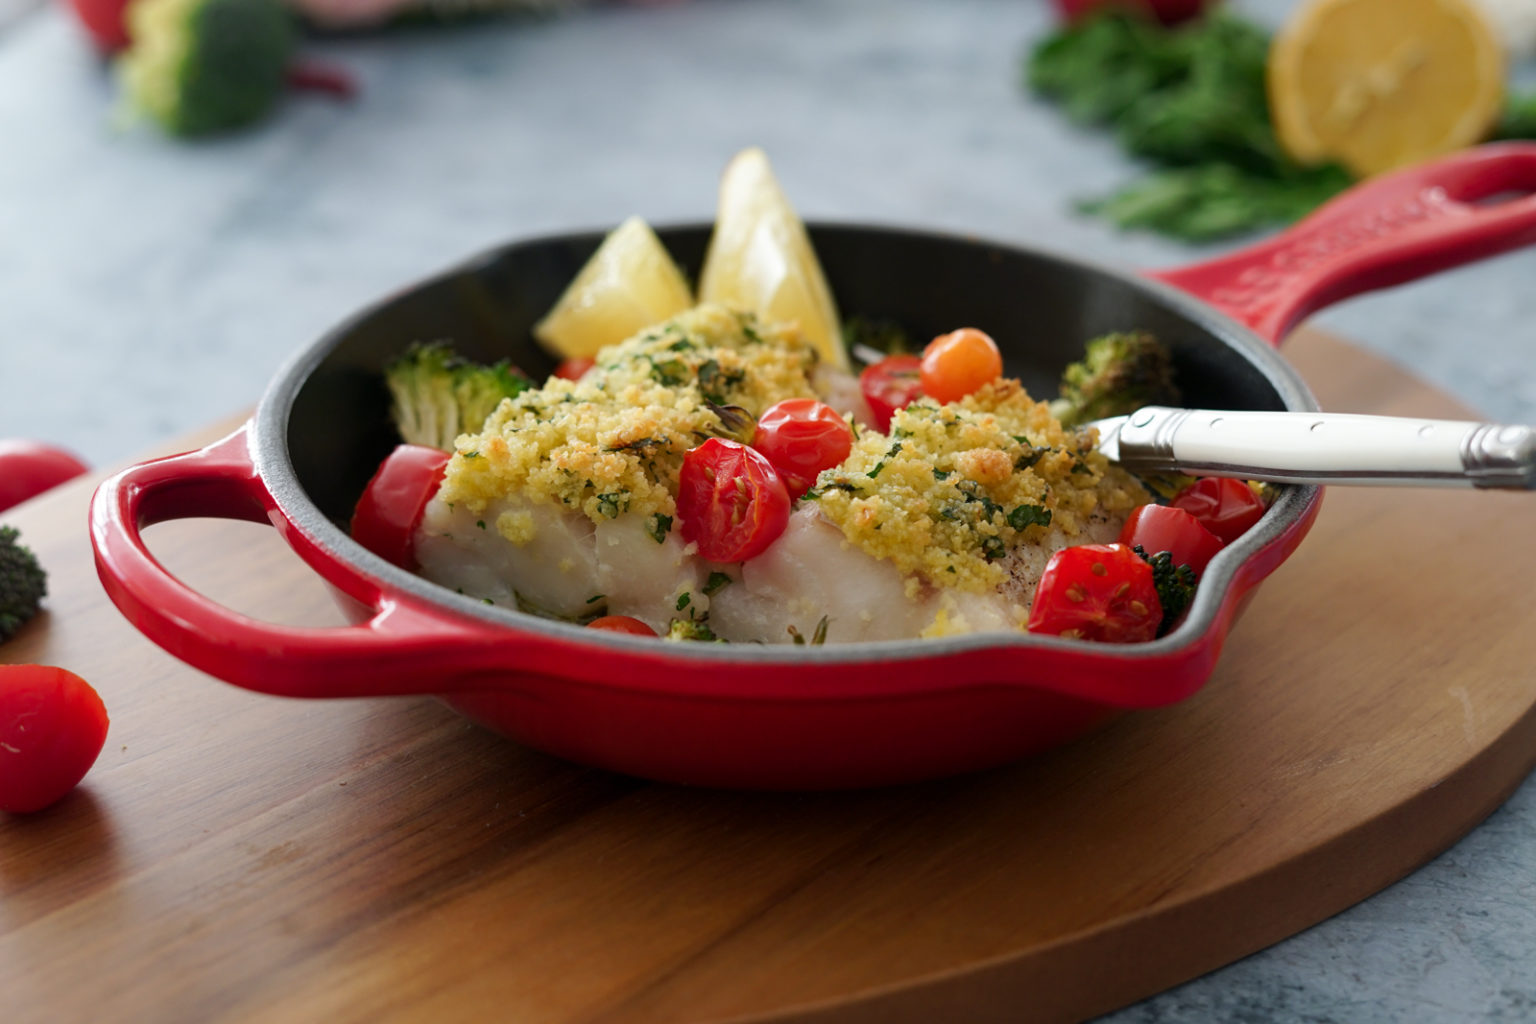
[1269,0,1505,178]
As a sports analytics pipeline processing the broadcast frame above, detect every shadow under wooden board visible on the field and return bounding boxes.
[2,328,1533,1024]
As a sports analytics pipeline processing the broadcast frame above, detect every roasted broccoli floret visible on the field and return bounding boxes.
[667,618,721,642]
[1051,330,1181,428]
[121,0,295,137]
[0,526,47,644]
[1133,544,1198,636]
[386,342,533,451]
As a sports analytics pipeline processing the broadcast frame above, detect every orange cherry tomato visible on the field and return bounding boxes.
[919,328,1004,404]
[751,399,853,499]
[677,439,791,563]
[586,615,657,636]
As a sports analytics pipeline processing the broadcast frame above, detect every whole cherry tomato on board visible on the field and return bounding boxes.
[351,445,451,569]
[0,665,110,814]
[586,615,657,636]
[858,355,924,431]
[0,441,90,513]
[677,439,791,563]
[751,399,854,499]
[1053,0,1214,26]
[1026,543,1162,643]
[1171,477,1266,545]
[1119,504,1224,575]
[919,328,1004,404]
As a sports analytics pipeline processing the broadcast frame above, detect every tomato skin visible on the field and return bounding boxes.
[1171,477,1266,545]
[0,666,110,815]
[64,0,132,52]
[1053,0,1213,26]
[858,355,924,432]
[919,328,1004,404]
[1119,504,1224,574]
[554,357,595,381]
[0,441,90,513]
[751,399,854,499]
[1026,543,1163,643]
[586,615,657,636]
[677,439,791,563]
[351,445,451,569]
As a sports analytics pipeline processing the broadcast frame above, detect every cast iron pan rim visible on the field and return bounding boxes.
[254,221,1321,666]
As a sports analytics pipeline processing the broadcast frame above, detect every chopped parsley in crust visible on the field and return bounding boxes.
[437,304,819,525]
[806,380,1149,593]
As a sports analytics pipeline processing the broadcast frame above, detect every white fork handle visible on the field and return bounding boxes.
[1114,407,1536,489]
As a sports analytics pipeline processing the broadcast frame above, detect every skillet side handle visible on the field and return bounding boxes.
[1148,143,1536,346]
[89,425,497,699]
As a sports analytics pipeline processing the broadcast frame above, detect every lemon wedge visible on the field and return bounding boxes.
[532,216,694,361]
[1269,0,1505,178]
[697,148,848,371]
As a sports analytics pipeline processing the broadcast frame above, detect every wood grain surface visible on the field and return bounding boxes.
[3,330,1534,1024]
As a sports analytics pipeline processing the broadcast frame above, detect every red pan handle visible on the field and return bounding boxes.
[89,425,506,698]
[1149,143,1536,345]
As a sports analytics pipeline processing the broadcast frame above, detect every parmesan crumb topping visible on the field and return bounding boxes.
[438,304,818,526]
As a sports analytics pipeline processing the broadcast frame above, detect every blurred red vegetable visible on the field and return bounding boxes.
[1052,0,1214,26]
[63,0,132,52]
[0,441,89,513]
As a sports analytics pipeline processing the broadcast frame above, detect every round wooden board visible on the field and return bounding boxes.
[2,329,1534,1024]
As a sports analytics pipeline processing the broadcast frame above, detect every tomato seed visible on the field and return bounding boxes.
[1129,601,1148,616]
[1091,561,1107,577]
[1112,582,1130,599]
[1064,585,1086,603]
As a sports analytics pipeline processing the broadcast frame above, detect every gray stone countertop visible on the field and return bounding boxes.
[1,0,1533,1019]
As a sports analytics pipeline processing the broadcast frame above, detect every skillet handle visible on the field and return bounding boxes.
[89,425,500,699]
[1148,143,1536,345]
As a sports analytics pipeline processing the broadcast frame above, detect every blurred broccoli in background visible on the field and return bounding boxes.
[120,0,295,137]
[386,342,534,451]
[0,526,47,645]
[1051,331,1181,428]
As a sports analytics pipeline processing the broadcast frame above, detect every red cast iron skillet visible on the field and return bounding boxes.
[92,144,1536,789]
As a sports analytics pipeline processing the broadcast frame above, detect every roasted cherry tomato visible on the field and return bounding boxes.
[751,398,854,499]
[1026,543,1162,643]
[351,444,451,569]
[858,354,924,431]
[677,439,791,563]
[585,615,657,636]
[0,441,90,513]
[1119,504,1224,575]
[1053,0,1213,26]
[554,357,595,381]
[0,665,110,814]
[919,327,1004,404]
[1171,477,1266,545]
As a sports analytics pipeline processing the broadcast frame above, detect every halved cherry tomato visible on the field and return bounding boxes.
[858,355,924,431]
[919,327,1004,404]
[586,615,657,636]
[0,665,110,814]
[351,444,451,569]
[751,398,854,499]
[1171,477,1266,545]
[1119,504,1224,575]
[0,441,90,513]
[677,439,791,563]
[1026,543,1162,643]
[554,357,595,381]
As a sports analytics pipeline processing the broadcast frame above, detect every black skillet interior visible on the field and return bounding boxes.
[285,224,1298,526]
